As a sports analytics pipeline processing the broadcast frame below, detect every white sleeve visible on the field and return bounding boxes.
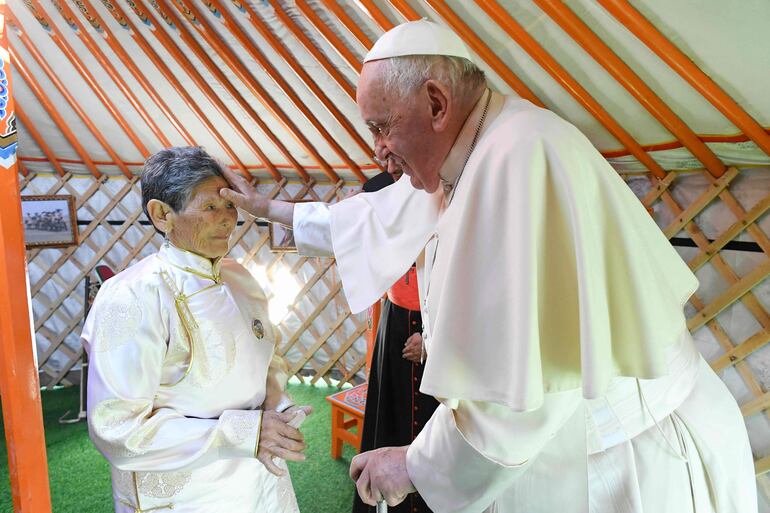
[292,201,333,257]
[406,389,582,513]
[84,280,261,473]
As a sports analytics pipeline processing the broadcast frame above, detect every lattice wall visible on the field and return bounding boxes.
[627,166,770,500]
[20,171,368,392]
[20,166,770,499]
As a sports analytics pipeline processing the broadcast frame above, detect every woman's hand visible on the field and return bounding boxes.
[257,406,312,476]
[402,333,425,364]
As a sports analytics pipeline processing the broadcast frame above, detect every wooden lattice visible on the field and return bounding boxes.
[633,167,770,497]
[20,171,367,392]
[20,167,770,495]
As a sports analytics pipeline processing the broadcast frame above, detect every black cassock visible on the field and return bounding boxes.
[352,171,439,513]
[353,297,439,513]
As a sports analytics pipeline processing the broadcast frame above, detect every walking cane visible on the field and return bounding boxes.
[373,302,387,513]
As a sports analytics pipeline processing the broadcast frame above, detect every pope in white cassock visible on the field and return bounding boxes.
[82,147,310,513]
[221,21,758,513]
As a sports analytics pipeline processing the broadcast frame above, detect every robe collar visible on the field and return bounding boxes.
[158,242,223,283]
[438,88,506,198]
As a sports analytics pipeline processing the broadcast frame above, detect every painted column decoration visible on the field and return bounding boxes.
[0,3,54,511]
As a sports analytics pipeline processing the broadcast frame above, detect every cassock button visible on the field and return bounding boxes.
[252,319,265,339]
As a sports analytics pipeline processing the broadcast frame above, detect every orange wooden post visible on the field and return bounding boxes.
[0,9,53,511]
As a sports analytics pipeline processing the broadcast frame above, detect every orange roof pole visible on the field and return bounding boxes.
[89,0,261,180]
[15,105,67,176]
[11,48,103,179]
[22,0,155,153]
[318,0,374,48]
[10,35,134,178]
[476,0,666,178]
[208,0,375,168]
[182,0,364,182]
[355,0,396,31]
[384,0,421,20]
[533,0,726,177]
[267,1,357,100]
[597,0,770,159]
[73,0,195,146]
[391,0,545,108]
[157,1,341,184]
[0,11,53,511]
[292,0,363,73]
[134,0,302,181]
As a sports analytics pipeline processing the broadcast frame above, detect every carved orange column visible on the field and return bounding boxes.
[0,5,53,512]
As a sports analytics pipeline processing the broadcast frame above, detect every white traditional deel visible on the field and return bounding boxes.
[81,243,298,513]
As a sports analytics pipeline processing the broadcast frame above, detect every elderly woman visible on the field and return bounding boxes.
[81,147,309,513]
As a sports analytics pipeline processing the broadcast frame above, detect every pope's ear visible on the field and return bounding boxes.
[425,79,451,132]
[147,199,175,234]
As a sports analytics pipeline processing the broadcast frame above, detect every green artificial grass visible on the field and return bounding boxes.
[0,381,357,513]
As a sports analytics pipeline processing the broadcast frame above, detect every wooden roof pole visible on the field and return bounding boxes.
[318,0,374,48]
[23,0,158,153]
[267,1,357,100]
[476,0,666,178]
[11,47,104,178]
[533,0,726,177]
[181,0,365,182]
[0,11,53,511]
[15,105,67,176]
[597,0,770,159]
[354,0,396,31]
[10,34,134,178]
[73,0,194,146]
[383,0,420,21]
[213,0,376,164]
[90,0,262,180]
[292,0,363,73]
[388,0,545,107]
[134,0,306,182]
[166,0,349,183]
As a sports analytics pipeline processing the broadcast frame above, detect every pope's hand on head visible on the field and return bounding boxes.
[350,446,415,507]
[402,332,425,364]
[256,406,312,476]
[219,167,270,219]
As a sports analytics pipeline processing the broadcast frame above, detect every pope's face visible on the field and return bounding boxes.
[169,176,237,259]
[357,61,446,193]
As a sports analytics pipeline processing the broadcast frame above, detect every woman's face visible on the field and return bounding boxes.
[169,176,237,259]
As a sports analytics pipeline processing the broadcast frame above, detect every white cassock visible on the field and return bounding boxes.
[292,90,758,512]
[81,243,299,513]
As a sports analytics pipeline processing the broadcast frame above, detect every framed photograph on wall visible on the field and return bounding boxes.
[268,200,312,252]
[21,195,79,248]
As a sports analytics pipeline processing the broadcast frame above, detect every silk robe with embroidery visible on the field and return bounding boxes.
[82,244,299,513]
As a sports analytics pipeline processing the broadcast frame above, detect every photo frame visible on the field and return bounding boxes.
[21,195,79,248]
[268,200,312,252]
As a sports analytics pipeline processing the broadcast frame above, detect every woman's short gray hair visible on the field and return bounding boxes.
[381,55,486,99]
[141,146,225,233]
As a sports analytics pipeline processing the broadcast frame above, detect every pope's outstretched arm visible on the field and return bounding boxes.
[220,167,334,257]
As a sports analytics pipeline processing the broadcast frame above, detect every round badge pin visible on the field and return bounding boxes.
[252,319,265,339]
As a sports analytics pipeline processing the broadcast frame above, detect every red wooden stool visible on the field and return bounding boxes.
[326,383,367,459]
